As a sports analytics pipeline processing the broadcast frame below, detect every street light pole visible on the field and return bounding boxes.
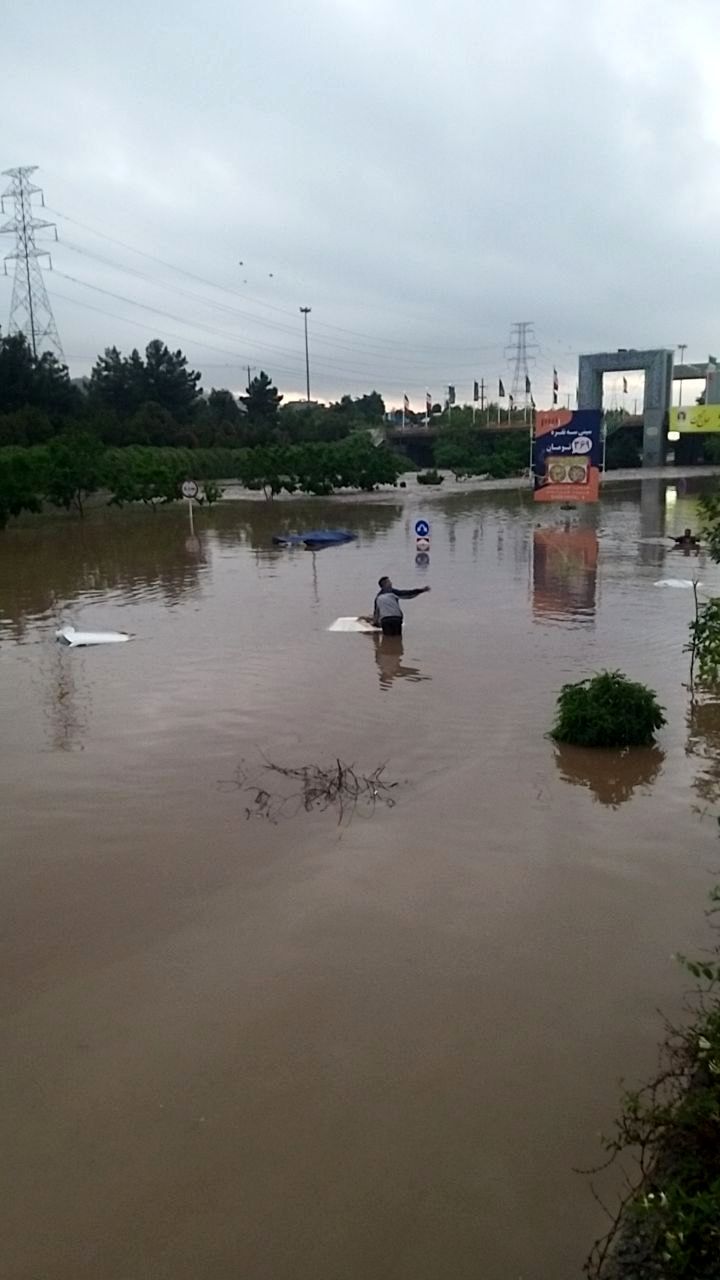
[678,343,687,407]
[300,307,312,402]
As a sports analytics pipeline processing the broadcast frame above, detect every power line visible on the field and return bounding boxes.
[45,202,508,355]
[1,167,62,357]
[55,238,506,369]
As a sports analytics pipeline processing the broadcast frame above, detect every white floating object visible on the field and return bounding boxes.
[328,617,380,633]
[56,625,131,647]
[653,579,701,589]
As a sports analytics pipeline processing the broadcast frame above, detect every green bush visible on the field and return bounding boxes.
[434,427,527,479]
[551,670,666,748]
[605,428,641,470]
[0,447,43,528]
[417,469,444,485]
[0,433,404,525]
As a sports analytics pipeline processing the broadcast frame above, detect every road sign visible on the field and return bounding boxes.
[182,480,198,500]
[414,519,430,538]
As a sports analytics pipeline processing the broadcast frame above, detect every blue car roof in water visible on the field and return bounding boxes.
[272,530,357,546]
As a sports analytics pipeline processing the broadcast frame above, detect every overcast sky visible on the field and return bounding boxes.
[2,0,718,408]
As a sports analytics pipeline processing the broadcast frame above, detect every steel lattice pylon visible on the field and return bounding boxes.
[1,166,63,358]
[505,320,537,408]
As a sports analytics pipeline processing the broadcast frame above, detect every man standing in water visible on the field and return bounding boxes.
[371,576,430,635]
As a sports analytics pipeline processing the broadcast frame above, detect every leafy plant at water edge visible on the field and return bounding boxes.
[106,448,184,508]
[687,589,720,688]
[198,480,223,506]
[417,469,444,485]
[699,488,720,564]
[44,431,105,517]
[551,670,666,748]
[0,448,43,528]
[583,887,720,1279]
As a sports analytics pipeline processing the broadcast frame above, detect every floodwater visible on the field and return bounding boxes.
[2,477,720,1280]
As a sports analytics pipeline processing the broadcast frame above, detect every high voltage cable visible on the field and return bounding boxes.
[47,289,416,392]
[51,268,503,384]
[55,239,506,371]
[45,203,506,355]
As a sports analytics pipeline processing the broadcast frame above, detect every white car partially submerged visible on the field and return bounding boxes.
[55,625,131,647]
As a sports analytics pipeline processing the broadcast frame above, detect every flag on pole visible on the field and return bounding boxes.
[403,394,410,412]
[473,380,479,402]
[448,385,456,406]
[553,368,559,393]
[525,375,532,395]
[509,394,514,407]
[622,377,628,394]
[426,390,432,416]
[553,390,558,406]
[498,379,506,398]
[530,395,536,410]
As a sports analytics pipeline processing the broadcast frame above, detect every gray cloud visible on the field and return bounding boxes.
[2,0,719,407]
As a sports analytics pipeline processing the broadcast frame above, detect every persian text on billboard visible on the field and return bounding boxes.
[670,405,720,434]
[533,408,602,503]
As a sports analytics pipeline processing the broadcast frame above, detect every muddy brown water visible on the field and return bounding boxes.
[2,479,720,1280]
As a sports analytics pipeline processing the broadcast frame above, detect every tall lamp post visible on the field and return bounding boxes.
[677,343,687,407]
[300,307,312,402]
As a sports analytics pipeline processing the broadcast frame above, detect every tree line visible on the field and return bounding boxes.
[0,432,403,528]
[0,331,386,449]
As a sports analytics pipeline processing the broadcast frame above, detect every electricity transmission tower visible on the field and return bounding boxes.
[505,321,537,406]
[1,166,63,358]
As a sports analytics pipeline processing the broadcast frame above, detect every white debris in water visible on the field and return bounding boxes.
[56,625,131,647]
[653,579,702,589]
[328,617,379,633]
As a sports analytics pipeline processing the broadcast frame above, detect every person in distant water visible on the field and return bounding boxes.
[371,576,430,635]
[672,528,701,551]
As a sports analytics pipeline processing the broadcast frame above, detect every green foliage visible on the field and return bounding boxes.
[106,447,184,508]
[586,887,720,1279]
[347,390,385,424]
[0,432,402,526]
[702,436,720,465]
[688,595,720,686]
[143,339,202,422]
[0,447,43,528]
[434,423,527,478]
[699,488,720,562]
[551,670,666,747]
[44,431,106,517]
[278,393,385,446]
[90,341,201,424]
[241,371,283,436]
[198,480,223,506]
[0,405,55,447]
[417,469,444,485]
[605,427,642,469]
[89,345,147,417]
[0,331,81,419]
[231,434,401,500]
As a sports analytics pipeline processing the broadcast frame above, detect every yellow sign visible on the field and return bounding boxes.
[670,404,720,433]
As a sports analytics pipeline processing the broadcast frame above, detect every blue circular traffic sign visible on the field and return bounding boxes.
[415,519,430,538]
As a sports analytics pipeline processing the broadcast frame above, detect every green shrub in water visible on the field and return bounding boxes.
[417,469,444,485]
[551,670,666,748]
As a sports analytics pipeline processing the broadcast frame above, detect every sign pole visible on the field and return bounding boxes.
[182,479,199,534]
